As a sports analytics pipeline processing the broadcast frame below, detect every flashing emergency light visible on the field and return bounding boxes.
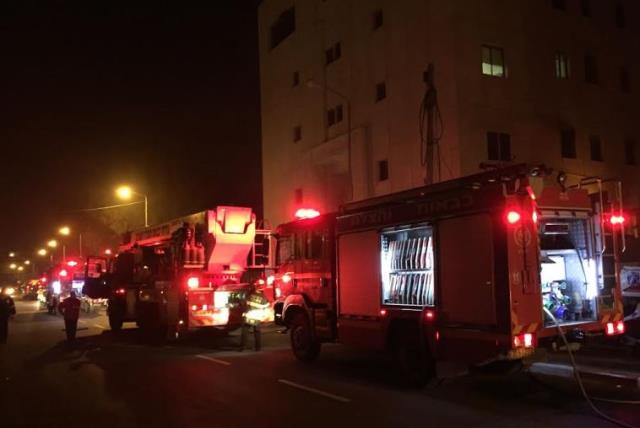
[513,332,535,348]
[186,276,200,289]
[40,276,47,283]
[609,214,626,226]
[58,269,68,278]
[67,260,78,267]
[295,208,320,220]
[115,288,126,295]
[379,309,387,317]
[424,309,436,321]
[532,211,538,224]
[281,273,292,283]
[605,321,625,336]
[506,210,521,225]
[105,249,112,255]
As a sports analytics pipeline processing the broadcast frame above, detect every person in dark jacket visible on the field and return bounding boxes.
[0,287,17,344]
[58,291,81,342]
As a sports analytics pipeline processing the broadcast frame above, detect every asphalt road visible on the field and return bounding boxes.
[1,300,638,428]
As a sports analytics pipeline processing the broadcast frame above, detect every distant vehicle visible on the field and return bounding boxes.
[270,164,627,384]
[84,206,272,339]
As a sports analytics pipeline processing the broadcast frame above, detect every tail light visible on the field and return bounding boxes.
[59,269,68,278]
[186,276,200,289]
[608,215,626,226]
[424,309,436,321]
[513,333,535,349]
[605,321,625,336]
[115,288,126,295]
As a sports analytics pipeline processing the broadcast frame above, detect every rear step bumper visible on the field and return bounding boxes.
[529,362,640,396]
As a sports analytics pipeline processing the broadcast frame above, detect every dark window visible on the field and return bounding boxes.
[482,45,505,77]
[293,125,302,142]
[325,42,342,65]
[327,109,336,126]
[335,104,343,122]
[375,81,386,102]
[625,139,636,165]
[620,67,630,93]
[270,7,295,50]
[555,53,570,79]
[307,232,324,259]
[590,136,603,161]
[373,9,383,30]
[616,3,625,28]
[560,129,577,158]
[581,0,591,17]
[294,188,303,204]
[378,159,389,181]
[292,71,300,87]
[584,54,599,84]
[552,0,566,11]
[487,132,511,161]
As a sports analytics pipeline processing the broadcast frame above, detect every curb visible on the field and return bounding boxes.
[530,362,640,394]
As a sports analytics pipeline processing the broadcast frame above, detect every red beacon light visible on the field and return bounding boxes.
[295,208,320,220]
[609,214,626,226]
[506,210,521,225]
[67,260,78,267]
[186,276,200,290]
[58,269,68,278]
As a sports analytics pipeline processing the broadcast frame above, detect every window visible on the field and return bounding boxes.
[584,54,598,84]
[482,45,505,77]
[373,9,383,30]
[552,0,567,11]
[375,81,386,102]
[581,0,591,17]
[616,3,625,28]
[560,129,577,158]
[555,53,570,79]
[589,136,603,161]
[270,7,295,50]
[293,125,302,142]
[294,188,303,204]
[620,67,630,93]
[292,71,300,87]
[625,139,636,165]
[487,132,511,161]
[378,159,389,181]
[326,105,343,126]
[325,42,342,65]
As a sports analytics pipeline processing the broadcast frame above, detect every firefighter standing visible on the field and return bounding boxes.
[240,285,270,351]
[58,291,81,342]
[0,287,17,344]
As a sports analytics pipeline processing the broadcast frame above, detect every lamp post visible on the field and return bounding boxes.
[58,225,83,258]
[116,185,149,227]
[306,79,353,200]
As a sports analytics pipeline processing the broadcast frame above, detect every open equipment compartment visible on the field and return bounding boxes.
[380,224,434,306]
[539,216,599,326]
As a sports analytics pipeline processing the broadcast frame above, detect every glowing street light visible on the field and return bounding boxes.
[9,263,17,270]
[17,266,24,272]
[8,252,15,258]
[116,185,149,227]
[47,239,58,248]
[24,260,31,265]
[59,226,71,236]
[37,249,47,256]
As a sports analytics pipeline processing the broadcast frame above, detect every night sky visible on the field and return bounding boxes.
[1,1,262,256]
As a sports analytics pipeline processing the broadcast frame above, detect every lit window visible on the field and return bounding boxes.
[584,54,598,84]
[378,160,389,181]
[293,126,302,142]
[373,9,383,30]
[555,53,570,79]
[589,135,603,161]
[482,45,505,77]
[487,132,511,161]
[375,82,386,102]
[560,129,576,159]
[625,139,636,166]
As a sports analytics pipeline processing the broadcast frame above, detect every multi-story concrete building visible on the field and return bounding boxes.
[258,0,639,235]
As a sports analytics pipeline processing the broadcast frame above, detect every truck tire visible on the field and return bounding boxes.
[290,312,320,362]
[109,314,123,332]
[392,329,435,387]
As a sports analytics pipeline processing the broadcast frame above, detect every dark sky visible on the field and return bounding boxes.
[0,1,262,255]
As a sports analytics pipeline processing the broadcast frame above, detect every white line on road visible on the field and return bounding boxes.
[277,379,351,403]
[195,355,232,366]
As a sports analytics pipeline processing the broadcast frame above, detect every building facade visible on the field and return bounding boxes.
[258,0,640,233]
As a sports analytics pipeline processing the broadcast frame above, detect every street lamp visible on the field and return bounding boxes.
[17,266,24,272]
[37,249,47,256]
[24,260,30,265]
[9,263,17,270]
[57,225,83,258]
[306,79,353,200]
[8,252,15,258]
[116,185,149,227]
[59,226,70,236]
[47,239,58,248]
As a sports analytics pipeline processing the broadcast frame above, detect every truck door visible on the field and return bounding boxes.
[439,213,496,326]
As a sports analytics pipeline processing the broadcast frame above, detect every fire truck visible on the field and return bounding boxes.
[271,165,627,383]
[93,206,268,337]
[44,259,84,314]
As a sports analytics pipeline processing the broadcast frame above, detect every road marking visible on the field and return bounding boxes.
[92,324,106,330]
[195,355,232,366]
[277,379,351,403]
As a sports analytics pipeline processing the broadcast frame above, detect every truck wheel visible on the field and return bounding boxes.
[290,312,320,362]
[109,314,123,332]
[392,330,435,387]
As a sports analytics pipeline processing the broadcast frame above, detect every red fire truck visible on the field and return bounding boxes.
[92,206,268,337]
[271,165,626,383]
